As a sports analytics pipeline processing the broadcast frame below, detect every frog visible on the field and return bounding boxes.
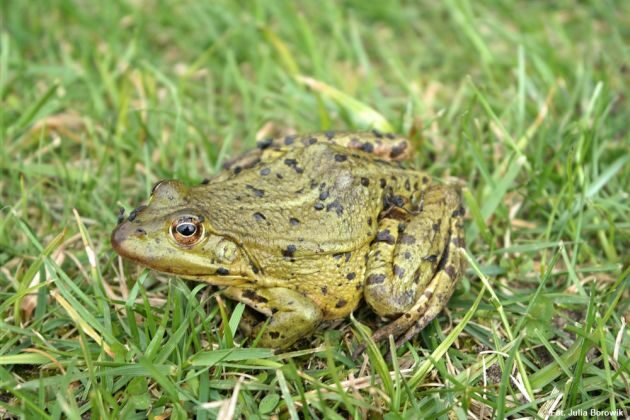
[111,131,465,350]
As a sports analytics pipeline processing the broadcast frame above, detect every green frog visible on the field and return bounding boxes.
[112,131,464,349]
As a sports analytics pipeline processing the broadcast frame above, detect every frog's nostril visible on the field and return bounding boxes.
[135,228,147,236]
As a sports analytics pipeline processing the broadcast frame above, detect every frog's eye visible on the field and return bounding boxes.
[176,223,196,236]
[170,216,204,246]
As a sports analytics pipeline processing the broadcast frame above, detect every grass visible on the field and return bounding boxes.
[0,0,628,418]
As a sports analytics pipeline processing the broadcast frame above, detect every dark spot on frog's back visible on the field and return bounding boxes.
[314,202,324,211]
[326,199,344,216]
[371,129,384,138]
[260,167,271,176]
[284,135,297,145]
[360,177,370,187]
[384,194,405,208]
[393,265,405,278]
[400,234,416,245]
[346,272,356,280]
[289,217,300,226]
[335,299,347,308]
[283,158,303,173]
[253,212,266,221]
[321,286,328,295]
[282,244,297,258]
[269,331,280,339]
[361,142,374,153]
[325,131,335,139]
[245,184,265,197]
[257,137,273,149]
[390,141,408,158]
[452,206,466,217]
[375,229,395,245]
[216,267,230,276]
[334,154,347,162]
[366,273,386,285]
[445,265,457,279]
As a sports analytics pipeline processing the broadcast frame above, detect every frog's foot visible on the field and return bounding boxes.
[223,286,323,349]
[361,185,465,352]
[234,307,262,338]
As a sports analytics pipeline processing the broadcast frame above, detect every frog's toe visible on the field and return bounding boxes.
[369,263,458,346]
[256,300,322,349]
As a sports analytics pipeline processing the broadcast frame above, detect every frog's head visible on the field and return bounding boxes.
[111,180,252,284]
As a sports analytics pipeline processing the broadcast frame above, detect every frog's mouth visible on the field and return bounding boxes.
[178,273,251,286]
[111,221,177,273]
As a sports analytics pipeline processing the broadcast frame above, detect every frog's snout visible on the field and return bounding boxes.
[111,221,147,260]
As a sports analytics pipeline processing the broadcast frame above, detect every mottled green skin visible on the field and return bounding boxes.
[112,131,464,348]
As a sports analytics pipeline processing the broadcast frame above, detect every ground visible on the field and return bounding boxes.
[0,1,628,418]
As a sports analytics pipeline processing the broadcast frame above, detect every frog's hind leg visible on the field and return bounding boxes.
[363,184,464,349]
[373,214,463,347]
[223,286,323,349]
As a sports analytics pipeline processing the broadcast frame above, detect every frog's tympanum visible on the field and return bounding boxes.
[112,131,464,349]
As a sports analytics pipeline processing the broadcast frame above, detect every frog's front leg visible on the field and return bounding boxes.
[363,184,465,347]
[223,286,323,348]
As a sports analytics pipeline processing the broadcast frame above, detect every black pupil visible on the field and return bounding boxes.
[176,223,196,237]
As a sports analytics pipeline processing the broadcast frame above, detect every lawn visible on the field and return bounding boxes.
[1,0,628,418]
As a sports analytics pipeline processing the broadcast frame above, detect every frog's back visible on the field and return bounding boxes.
[194,143,387,256]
